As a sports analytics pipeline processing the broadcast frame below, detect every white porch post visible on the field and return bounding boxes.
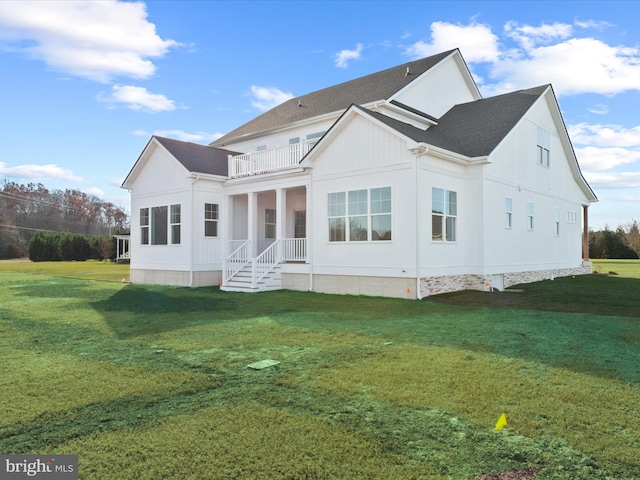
[248,192,257,257]
[221,195,230,255]
[276,188,286,261]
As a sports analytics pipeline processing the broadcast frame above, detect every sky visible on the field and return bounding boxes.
[0,1,639,230]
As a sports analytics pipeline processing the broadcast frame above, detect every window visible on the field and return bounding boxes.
[537,127,550,167]
[170,204,181,244]
[141,204,181,245]
[140,208,149,245]
[204,203,219,237]
[294,210,306,239]
[567,211,577,224]
[151,206,168,245]
[306,131,325,146]
[289,137,300,145]
[328,192,346,242]
[256,144,268,151]
[348,189,368,241]
[554,207,560,236]
[505,197,513,228]
[265,209,276,240]
[328,187,392,242]
[432,188,457,242]
[527,202,534,231]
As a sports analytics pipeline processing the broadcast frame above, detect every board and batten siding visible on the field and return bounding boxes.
[481,98,587,272]
[310,114,418,278]
[393,54,478,119]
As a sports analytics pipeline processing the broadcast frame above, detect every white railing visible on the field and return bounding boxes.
[223,238,307,289]
[229,142,313,178]
[252,240,281,287]
[223,240,250,284]
[281,238,306,261]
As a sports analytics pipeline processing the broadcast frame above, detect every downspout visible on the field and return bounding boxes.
[411,143,428,300]
[189,174,200,287]
[308,170,313,292]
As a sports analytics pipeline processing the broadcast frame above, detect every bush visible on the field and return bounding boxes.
[29,232,98,262]
[3,243,25,259]
[28,232,60,262]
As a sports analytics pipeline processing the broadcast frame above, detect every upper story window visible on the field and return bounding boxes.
[567,211,577,224]
[306,131,326,146]
[537,127,550,167]
[432,188,457,242]
[328,187,392,242]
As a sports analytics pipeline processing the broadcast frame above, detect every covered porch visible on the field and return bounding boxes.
[222,185,309,291]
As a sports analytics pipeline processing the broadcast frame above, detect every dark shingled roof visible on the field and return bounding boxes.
[213,49,457,146]
[154,136,240,177]
[357,85,549,158]
[421,85,549,157]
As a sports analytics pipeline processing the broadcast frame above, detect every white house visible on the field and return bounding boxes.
[122,49,597,299]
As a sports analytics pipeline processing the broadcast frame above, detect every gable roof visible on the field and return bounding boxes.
[154,136,239,177]
[212,49,458,147]
[421,85,549,157]
[351,85,548,158]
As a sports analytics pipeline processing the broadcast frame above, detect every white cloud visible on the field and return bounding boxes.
[575,146,640,172]
[504,21,573,50]
[334,43,363,69]
[99,85,175,112]
[589,104,609,115]
[84,186,105,198]
[405,21,500,63]
[583,171,640,189]
[0,0,177,82]
[569,123,640,148]
[249,85,294,112]
[0,162,83,183]
[133,129,223,143]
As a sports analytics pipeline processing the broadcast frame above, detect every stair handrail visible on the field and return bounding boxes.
[223,239,251,284]
[252,239,281,287]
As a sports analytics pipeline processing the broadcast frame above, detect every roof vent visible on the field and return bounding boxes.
[298,99,302,108]
[405,67,410,77]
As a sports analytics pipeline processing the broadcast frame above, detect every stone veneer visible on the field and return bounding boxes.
[419,264,592,298]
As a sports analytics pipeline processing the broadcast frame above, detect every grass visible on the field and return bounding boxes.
[0,260,639,479]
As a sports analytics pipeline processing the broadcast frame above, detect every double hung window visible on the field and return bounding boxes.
[204,203,219,237]
[328,187,391,242]
[432,188,457,242]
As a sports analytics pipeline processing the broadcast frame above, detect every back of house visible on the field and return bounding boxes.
[121,48,596,298]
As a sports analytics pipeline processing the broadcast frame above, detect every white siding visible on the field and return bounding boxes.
[311,115,417,278]
[393,55,478,118]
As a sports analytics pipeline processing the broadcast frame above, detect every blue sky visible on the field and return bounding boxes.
[1,1,639,230]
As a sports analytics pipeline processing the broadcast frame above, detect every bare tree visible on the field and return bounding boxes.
[619,220,640,259]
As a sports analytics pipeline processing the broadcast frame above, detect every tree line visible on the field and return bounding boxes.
[589,222,640,259]
[0,179,129,259]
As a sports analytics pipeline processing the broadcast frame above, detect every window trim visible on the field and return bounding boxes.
[328,187,392,243]
[204,203,219,238]
[537,127,550,167]
[505,196,513,229]
[432,187,457,242]
[527,201,534,231]
[140,207,149,245]
[554,207,560,237]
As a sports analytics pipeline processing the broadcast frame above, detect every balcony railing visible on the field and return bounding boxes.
[228,142,313,178]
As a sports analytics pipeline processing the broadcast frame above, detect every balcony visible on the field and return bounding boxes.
[228,142,313,178]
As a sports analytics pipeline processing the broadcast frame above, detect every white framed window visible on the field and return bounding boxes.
[527,201,534,231]
[505,197,513,228]
[554,207,560,236]
[432,188,457,242]
[170,204,181,245]
[567,211,577,224]
[256,144,268,151]
[328,192,346,242]
[306,131,326,146]
[140,208,149,245]
[265,208,276,240]
[537,127,550,167]
[204,203,218,237]
[328,187,392,242]
[151,206,168,245]
[289,137,300,145]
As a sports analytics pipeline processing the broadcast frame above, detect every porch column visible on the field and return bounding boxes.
[582,205,589,262]
[221,195,230,256]
[276,188,286,241]
[248,192,257,257]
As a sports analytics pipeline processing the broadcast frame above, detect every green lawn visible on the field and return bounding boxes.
[1,261,639,479]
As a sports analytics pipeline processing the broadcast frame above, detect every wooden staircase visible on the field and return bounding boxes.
[221,264,282,292]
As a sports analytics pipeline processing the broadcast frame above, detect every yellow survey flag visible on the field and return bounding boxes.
[495,413,507,430]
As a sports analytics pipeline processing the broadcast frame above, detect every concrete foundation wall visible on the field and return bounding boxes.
[282,273,416,299]
[130,269,222,287]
